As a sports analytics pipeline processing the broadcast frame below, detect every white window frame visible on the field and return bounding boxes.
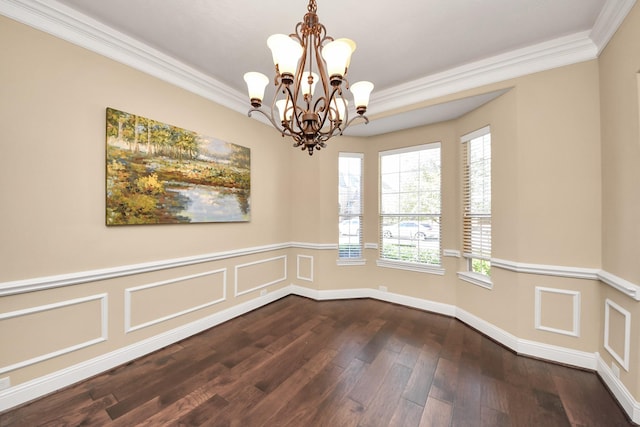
[458,126,492,288]
[377,143,443,275]
[338,152,364,264]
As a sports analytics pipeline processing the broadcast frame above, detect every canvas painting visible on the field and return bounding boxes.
[106,108,250,225]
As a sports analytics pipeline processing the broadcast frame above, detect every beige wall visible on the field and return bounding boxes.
[0,15,292,282]
[514,62,602,267]
[2,1,640,415]
[599,2,640,285]
[598,1,640,398]
[0,15,294,388]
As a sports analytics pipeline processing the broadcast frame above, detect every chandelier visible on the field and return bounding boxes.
[243,0,374,156]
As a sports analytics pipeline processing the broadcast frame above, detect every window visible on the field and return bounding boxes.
[462,127,491,277]
[339,153,363,259]
[379,143,441,270]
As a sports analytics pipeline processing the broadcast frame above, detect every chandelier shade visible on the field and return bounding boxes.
[243,0,373,155]
[243,72,270,108]
[267,34,303,77]
[350,81,375,114]
[321,39,355,80]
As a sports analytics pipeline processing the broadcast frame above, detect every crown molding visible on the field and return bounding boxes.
[371,31,598,115]
[0,0,636,129]
[590,0,637,54]
[0,0,248,115]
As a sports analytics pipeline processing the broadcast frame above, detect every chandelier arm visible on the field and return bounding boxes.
[247,107,287,134]
[338,93,349,133]
[313,34,332,107]
[315,85,340,134]
[248,106,305,149]
[282,84,306,137]
[295,40,309,109]
[269,82,298,138]
[292,22,303,43]
[343,113,370,131]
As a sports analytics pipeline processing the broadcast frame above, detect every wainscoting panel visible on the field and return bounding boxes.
[0,294,107,375]
[125,269,226,333]
[296,255,314,282]
[234,255,287,297]
[534,286,581,337]
[604,298,631,371]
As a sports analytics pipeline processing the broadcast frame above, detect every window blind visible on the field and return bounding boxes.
[462,130,491,262]
[339,153,363,259]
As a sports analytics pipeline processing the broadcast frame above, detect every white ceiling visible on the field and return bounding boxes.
[2,0,636,135]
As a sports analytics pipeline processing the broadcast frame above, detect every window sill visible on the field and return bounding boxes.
[457,271,493,289]
[376,259,445,275]
[337,258,367,266]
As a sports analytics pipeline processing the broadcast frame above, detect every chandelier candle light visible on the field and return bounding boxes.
[244,0,374,155]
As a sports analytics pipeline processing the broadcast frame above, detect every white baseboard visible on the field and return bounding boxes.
[2,283,639,424]
[291,284,637,422]
[597,354,640,423]
[455,307,520,352]
[292,284,598,369]
[289,285,457,317]
[0,286,290,412]
[457,307,598,370]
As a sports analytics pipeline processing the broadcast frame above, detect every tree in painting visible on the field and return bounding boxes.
[106,108,251,225]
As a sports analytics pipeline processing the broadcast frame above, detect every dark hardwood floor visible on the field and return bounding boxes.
[0,295,633,426]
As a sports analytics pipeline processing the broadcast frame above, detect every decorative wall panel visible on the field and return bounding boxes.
[234,256,287,297]
[296,255,314,282]
[0,294,107,374]
[534,287,580,337]
[125,269,226,333]
[604,298,630,371]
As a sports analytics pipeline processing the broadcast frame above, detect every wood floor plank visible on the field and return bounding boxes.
[39,393,117,427]
[266,361,344,425]
[450,352,483,427]
[480,405,511,427]
[202,383,264,427]
[0,296,633,426]
[282,358,367,427]
[87,344,184,400]
[108,397,162,427]
[396,343,421,368]
[323,397,364,427]
[240,348,337,426]
[402,343,440,406]
[174,394,229,426]
[482,376,511,414]
[357,363,413,427]
[388,397,424,427]
[481,334,507,381]
[330,320,381,369]
[553,367,631,426]
[354,317,392,363]
[105,355,226,420]
[348,348,398,407]
[134,386,224,426]
[0,388,93,426]
[429,356,459,403]
[420,396,453,427]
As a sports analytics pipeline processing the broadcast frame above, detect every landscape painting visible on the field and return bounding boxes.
[106,107,250,225]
